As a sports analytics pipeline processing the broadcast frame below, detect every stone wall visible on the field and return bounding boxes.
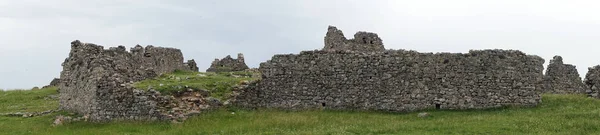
[323,26,385,52]
[59,40,196,122]
[234,26,545,112]
[543,56,586,94]
[206,53,249,72]
[584,66,600,98]
[42,78,61,89]
[185,59,199,72]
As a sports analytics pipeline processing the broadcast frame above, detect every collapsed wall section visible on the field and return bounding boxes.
[236,49,545,112]
[59,40,195,121]
[543,56,586,94]
[206,53,249,72]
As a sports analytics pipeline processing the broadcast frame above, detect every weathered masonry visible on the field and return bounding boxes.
[234,26,545,112]
[206,53,249,72]
[585,66,600,98]
[543,56,586,94]
[59,40,197,121]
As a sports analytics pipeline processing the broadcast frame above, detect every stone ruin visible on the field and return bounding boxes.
[206,53,249,72]
[42,78,61,89]
[542,56,586,94]
[584,66,600,98]
[59,40,207,122]
[233,26,545,112]
[55,26,573,122]
[323,26,385,52]
[185,59,199,72]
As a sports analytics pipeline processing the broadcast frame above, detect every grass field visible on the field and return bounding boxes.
[0,87,58,113]
[1,87,600,134]
[134,70,259,100]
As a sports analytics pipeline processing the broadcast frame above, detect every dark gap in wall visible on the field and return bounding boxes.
[321,103,326,107]
[435,104,441,109]
[443,59,450,64]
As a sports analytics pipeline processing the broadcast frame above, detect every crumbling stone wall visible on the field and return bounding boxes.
[42,78,61,89]
[584,66,600,98]
[59,40,196,122]
[206,53,249,72]
[543,56,586,94]
[323,26,385,52]
[130,45,197,73]
[185,59,199,72]
[234,27,545,112]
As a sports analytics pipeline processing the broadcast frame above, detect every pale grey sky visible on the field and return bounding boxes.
[1,0,600,89]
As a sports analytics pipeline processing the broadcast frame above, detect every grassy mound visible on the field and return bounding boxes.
[134,70,260,100]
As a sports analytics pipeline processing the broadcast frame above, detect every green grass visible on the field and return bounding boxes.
[0,87,58,113]
[134,70,259,100]
[2,88,600,134]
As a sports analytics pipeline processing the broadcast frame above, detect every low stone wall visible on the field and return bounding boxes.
[59,40,197,122]
[235,49,545,112]
[543,56,586,94]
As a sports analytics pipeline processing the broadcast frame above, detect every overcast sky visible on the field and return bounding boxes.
[1,0,600,89]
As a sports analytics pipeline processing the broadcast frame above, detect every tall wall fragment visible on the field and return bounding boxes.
[585,66,600,98]
[543,56,586,94]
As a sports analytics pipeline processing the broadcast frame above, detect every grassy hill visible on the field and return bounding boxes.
[2,72,600,134]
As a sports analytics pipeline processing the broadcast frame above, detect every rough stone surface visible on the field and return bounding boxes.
[323,26,385,52]
[49,78,60,87]
[206,53,249,72]
[543,56,586,94]
[584,66,600,98]
[234,27,545,112]
[184,59,199,72]
[42,78,61,89]
[59,40,195,122]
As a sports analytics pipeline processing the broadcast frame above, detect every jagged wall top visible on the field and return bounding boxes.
[323,26,385,52]
[206,53,249,72]
[60,40,196,121]
[543,55,586,94]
